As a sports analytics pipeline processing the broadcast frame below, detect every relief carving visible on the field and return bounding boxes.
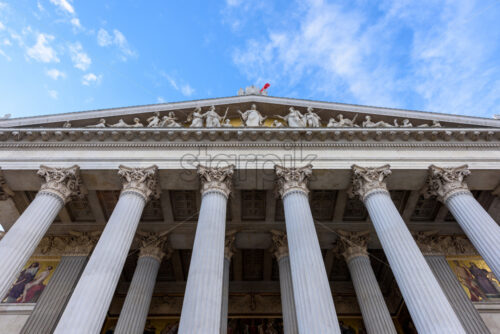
[37,165,82,203]
[350,164,391,201]
[197,164,234,197]
[274,164,312,198]
[118,165,160,201]
[424,165,471,202]
[270,230,289,260]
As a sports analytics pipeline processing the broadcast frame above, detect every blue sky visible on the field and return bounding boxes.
[0,0,499,118]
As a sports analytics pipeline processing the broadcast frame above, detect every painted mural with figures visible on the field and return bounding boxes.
[1,256,59,304]
[447,256,500,302]
[102,317,404,333]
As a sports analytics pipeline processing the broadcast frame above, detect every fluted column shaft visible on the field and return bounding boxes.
[115,255,161,334]
[346,253,396,334]
[54,192,147,333]
[426,255,491,334]
[178,190,228,333]
[277,255,299,334]
[0,193,63,299]
[445,193,500,279]
[220,256,231,334]
[364,191,465,333]
[282,190,340,333]
[21,255,88,334]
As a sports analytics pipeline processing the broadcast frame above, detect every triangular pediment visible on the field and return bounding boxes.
[0,95,499,129]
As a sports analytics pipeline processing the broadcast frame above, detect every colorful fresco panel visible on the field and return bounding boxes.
[1,256,60,304]
[447,256,500,302]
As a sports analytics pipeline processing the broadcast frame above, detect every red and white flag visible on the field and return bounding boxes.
[260,83,270,93]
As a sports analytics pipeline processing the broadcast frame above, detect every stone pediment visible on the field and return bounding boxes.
[1,95,499,130]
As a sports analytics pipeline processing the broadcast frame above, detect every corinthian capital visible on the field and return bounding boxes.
[38,165,82,203]
[424,165,471,202]
[275,164,312,198]
[136,230,170,262]
[0,169,14,200]
[118,165,159,202]
[270,230,289,260]
[197,164,234,197]
[224,230,237,260]
[336,230,370,262]
[350,164,391,201]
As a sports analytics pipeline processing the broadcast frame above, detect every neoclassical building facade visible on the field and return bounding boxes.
[0,91,499,333]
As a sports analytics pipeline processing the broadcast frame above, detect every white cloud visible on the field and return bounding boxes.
[231,0,500,116]
[70,17,81,29]
[48,89,58,99]
[161,72,195,96]
[49,0,74,14]
[113,29,135,59]
[0,48,10,61]
[69,42,91,71]
[97,28,112,46]
[157,96,165,103]
[2,38,11,46]
[46,68,66,80]
[82,73,102,86]
[181,84,195,96]
[26,33,59,63]
[96,28,136,60]
[37,1,44,12]
[0,21,4,30]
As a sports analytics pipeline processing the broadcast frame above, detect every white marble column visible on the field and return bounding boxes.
[426,255,491,334]
[178,165,234,334]
[337,230,397,334]
[115,232,169,334]
[426,165,500,279]
[0,165,81,300]
[270,230,298,334]
[275,165,341,334]
[220,231,236,334]
[351,165,466,334]
[21,233,98,334]
[54,165,159,334]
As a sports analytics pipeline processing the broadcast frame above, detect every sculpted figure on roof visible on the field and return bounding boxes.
[160,112,182,127]
[109,119,131,127]
[86,118,106,128]
[205,106,228,128]
[275,107,305,127]
[418,120,442,127]
[188,107,205,128]
[362,115,393,128]
[304,107,321,127]
[146,112,162,127]
[327,114,358,127]
[238,104,266,127]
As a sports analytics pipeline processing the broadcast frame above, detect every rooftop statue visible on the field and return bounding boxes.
[131,118,144,127]
[326,114,358,127]
[362,115,393,128]
[304,107,321,127]
[109,119,132,128]
[275,107,305,127]
[86,119,106,128]
[146,112,162,127]
[271,120,284,127]
[237,104,266,127]
[187,107,205,128]
[62,121,72,128]
[237,85,268,96]
[418,120,442,127]
[222,119,233,127]
[160,112,181,127]
[205,106,228,128]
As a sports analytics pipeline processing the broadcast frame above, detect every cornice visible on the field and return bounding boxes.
[0,128,497,146]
